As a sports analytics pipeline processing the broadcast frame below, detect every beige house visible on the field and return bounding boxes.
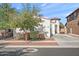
[66,8,79,35]
[60,26,67,34]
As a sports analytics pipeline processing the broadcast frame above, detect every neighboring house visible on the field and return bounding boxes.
[60,22,67,34]
[60,26,67,34]
[66,8,79,35]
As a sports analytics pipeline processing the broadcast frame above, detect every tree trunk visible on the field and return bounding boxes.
[24,32,27,40]
[13,29,16,39]
[24,32,30,40]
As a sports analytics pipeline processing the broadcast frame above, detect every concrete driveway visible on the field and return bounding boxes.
[53,34,79,47]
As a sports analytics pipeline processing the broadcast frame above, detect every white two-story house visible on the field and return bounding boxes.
[36,17,60,38]
[15,16,60,39]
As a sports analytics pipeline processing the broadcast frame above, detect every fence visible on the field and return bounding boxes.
[0,29,13,40]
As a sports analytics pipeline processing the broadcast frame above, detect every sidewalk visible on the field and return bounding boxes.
[68,34,79,38]
[0,39,58,47]
[1,37,79,48]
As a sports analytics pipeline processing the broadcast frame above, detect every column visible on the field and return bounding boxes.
[52,24,55,35]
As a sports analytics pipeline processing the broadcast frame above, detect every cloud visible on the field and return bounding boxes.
[41,3,48,7]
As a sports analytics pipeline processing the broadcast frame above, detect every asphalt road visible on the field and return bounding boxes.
[22,48,79,56]
[0,47,79,56]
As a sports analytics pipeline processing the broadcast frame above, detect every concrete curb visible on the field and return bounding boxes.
[0,40,56,43]
[4,45,79,48]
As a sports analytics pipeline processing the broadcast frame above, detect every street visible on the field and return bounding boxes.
[0,47,79,56]
[0,34,79,56]
[22,48,79,56]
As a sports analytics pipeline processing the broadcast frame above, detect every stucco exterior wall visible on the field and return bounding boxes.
[41,18,50,38]
[51,20,60,35]
[36,17,60,38]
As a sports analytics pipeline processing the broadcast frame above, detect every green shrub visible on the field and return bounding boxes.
[30,31,45,41]
[30,31,39,41]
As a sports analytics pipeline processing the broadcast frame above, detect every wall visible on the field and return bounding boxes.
[67,17,79,35]
[41,18,50,38]
[36,17,60,38]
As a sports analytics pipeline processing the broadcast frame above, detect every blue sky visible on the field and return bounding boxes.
[12,3,79,25]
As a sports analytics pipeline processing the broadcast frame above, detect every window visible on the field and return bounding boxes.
[74,12,77,16]
[70,13,76,20]
[67,17,69,21]
[71,15,74,20]
[73,12,77,20]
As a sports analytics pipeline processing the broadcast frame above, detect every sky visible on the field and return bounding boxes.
[12,3,79,25]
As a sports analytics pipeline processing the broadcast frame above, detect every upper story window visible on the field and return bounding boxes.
[74,12,77,16]
[71,15,74,20]
[73,12,77,20]
[67,17,71,22]
[69,12,77,20]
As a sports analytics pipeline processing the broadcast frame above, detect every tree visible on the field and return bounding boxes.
[60,22,65,29]
[18,4,41,31]
[0,3,21,40]
[0,3,41,40]
[17,4,41,40]
[0,3,17,29]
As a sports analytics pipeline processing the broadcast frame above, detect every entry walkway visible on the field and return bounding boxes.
[53,34,79,47]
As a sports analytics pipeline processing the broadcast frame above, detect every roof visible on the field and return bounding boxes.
[40,16,50,20]
[66,8,79,18]
[51,17,61,20]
